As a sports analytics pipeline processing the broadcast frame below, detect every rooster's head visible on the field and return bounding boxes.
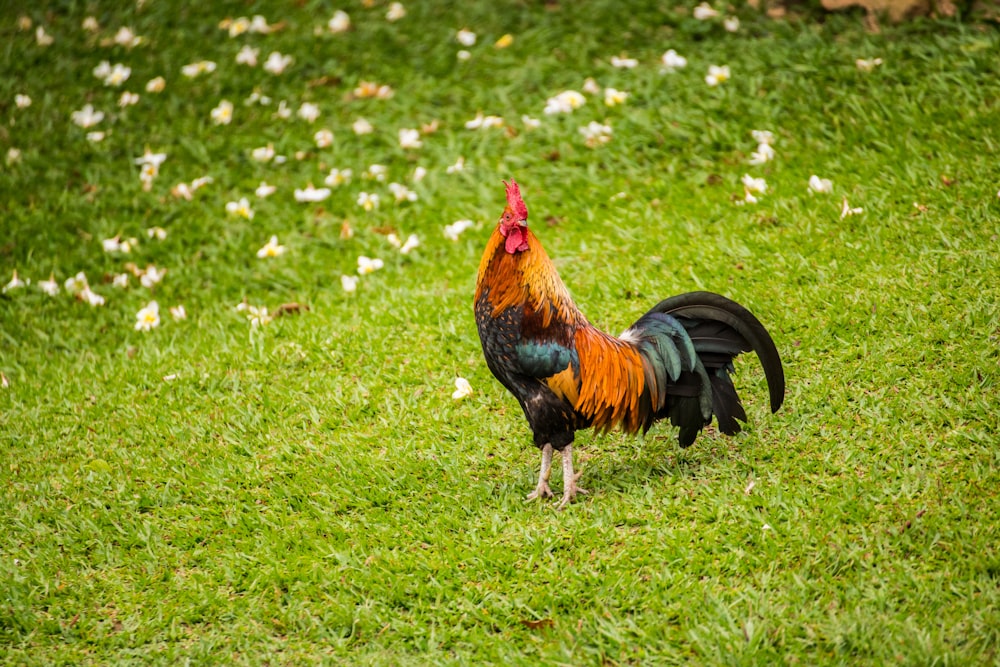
[500,179,529,254]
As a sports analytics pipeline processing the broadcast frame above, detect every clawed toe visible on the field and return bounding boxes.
[525,482,554,501]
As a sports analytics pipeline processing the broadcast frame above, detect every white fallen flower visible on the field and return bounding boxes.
[452,377,473,400]
[135,301,160,331]
[661,49,687,71]
[809,175,833,194]
[328,10,351,33]
[341,275,359,292]
[444,219,474,241]
[398,127,422,149]
[294,184,331,202]
[357,256,384,275]
[693,2,720,19]
[257,235,287,258]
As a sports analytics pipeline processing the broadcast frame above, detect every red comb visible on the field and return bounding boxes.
[504,179,528,221]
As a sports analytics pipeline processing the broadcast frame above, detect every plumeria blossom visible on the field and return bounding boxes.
[752,130,774,145]
[226,16,251,37]
[64,271,88,294]
[119,91,140,107]
[856,57,883,72]
[328,10,351,33]
[544,90,586,115]
[357,256,384,275]
[147,226,167,240]
[15,94,31,109]
[294,184,331,202]
[273,101,292,120]
[749,142,776,165]
[724,16,740,32]
[610,55,638,69]
[412,166,427,182]
[210,100,234,125]
[38,273,59,296]
[113,273,129,288]
[263,52,293,75]
[6,148,22,165]
[102,235,138,253]
[2,270,26,294]
[236,302,272,327]
[357,192,380,211]
[113,26,143,47]
[388,182,417,203]
[297,102,321,123]
[452,377,473,400]
[236,45,259,66]
[255,181,277,198]
[457,50,471,61]
[661,49,687,71]
[705,64,731,86]
[604,88,629,107]
[456,29,476,46]
[353,81,394,99]
[841,198,863,218]
[314,128,334,148]
[742,174,767,194]
[399,234,420,254]
[87,131,106,143]
[251,144,275,162]
[170,305,187,321]
[181,60,216,78]
[135,149,167,190]
[245,89,271,106]
[324,168,352,187]
[365,164,387,181]
[446,156,465,174]
[444,219,474,241]
[580,121,613,148]
[693,2,720,19]
[352,117,374,135]
[135,301,161,331]
[386,2,406,21]
[465,112,504,129]
[146,76,166,93]
[82,17,99,32]
[78,285,105,306]
[341,275,359,292]
[226,197,254,219]
[257,235,287,258]
[71,104,105,128]
[35,26,54,46]
[809,175,833,194]
[398,128,422,149]
[522,115,541,130]
[582,77,601,95]
[135,265,164,289]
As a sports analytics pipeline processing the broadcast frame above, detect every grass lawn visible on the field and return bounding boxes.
[2,1,1000,664]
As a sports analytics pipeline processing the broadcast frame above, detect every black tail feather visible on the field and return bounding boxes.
[646,291,785,415]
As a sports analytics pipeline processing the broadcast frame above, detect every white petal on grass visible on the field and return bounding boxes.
[135,301,160,331]
[210,99,234,125]
[452,377,473,400]
[263,52,293,75]
[328,10,351,33]
[353,117,374,135]
[255,182,277,198]
[257,235,287,258]
[357,192,379,211]
[38,273,59,296]
[324,168,352,187]
[398,128,422,149]
[314,128,334,148]
[444,219,474,241]
[294,184,331,202]
[693,2,720,19]
[357,256,384,275]
[705,64,730,86]
[71,104,104,128]
[661,49,687,71]
[226,197,254,219]
[610,55,638,69]
[297,102,320,123]
[386,2,406,21]
[456,29,476,46]
[236,45,259,66]
[2,270,26,293]
[341,275,359,292]
[809,175,833,194]
[399,234,420,254]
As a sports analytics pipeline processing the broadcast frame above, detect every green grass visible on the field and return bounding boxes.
[3,1,1000,664]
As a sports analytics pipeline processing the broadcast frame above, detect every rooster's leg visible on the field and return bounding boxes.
[525,443,554,501]
[556,444,587,510]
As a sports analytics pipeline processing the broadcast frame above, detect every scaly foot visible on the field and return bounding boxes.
[526,480,554,501]
[557,470,587,510]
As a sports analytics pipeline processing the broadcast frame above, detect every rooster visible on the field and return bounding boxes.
[474,180,785,508]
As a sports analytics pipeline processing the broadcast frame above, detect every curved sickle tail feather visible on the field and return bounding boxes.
[646,291,785,414]
[633,291,785,447]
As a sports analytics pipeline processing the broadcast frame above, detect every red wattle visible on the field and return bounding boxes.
[505,226,528,253]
